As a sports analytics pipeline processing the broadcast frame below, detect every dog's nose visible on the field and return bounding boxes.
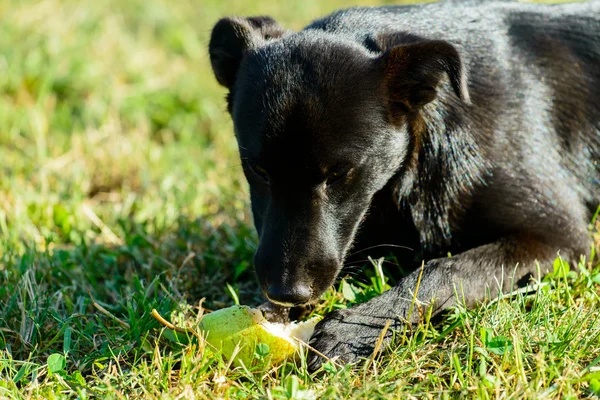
[266,283,311,306]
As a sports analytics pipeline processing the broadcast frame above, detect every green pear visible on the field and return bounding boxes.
[199,305,320,367]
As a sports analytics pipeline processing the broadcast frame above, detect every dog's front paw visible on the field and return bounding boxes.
[307,308,394,371]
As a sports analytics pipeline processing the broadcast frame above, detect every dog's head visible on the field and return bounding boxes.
[209,16,469,306]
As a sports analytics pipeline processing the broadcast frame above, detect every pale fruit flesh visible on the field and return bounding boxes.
[199,305,320,367]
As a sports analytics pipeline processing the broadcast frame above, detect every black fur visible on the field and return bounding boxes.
[209,0,600,370]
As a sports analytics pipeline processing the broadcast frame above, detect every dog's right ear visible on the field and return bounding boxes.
[209,17,285,89]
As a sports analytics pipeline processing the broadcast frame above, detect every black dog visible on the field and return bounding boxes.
[209,0,600,369]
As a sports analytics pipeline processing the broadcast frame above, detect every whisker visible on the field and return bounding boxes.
[223,163,244,171]
[334,271,368,285]
[347,243,414,258]
[343,258,399,268]
[339,266,363,276]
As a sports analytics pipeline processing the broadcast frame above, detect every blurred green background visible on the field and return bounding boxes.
[0,0,421,253]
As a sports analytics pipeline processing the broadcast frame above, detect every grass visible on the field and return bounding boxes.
[0,0,599,398]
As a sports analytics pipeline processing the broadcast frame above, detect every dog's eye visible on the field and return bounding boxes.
[326,167,350,185]
[249,163,270,183]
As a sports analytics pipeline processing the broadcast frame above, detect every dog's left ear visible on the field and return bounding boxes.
[209,16,286,89]
[381,40,470,111]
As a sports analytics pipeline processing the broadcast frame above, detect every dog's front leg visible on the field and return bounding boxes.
[307,235,581,370]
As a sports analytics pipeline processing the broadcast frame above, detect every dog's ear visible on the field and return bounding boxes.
[381,40,470,111]
[209,16,286,89]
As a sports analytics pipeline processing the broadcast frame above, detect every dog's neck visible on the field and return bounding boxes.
[394,93,491,254]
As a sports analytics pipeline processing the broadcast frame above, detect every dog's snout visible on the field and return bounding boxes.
[266,283,312,306]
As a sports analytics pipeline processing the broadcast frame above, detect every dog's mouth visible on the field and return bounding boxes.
[263,281,315,307]
[267,298,309,308]
[260,264,342,307]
